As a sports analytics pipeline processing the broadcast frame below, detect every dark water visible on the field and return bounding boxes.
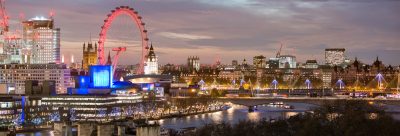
[16,103,400,135]
[159,103,316,129]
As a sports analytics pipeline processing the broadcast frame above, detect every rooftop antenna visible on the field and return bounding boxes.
[49,9,55,19]
[89,32,92,44]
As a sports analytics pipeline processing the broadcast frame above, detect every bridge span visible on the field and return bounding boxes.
[215,97,400,107]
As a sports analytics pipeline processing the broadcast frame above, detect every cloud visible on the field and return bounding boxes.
[4,0,400,65]
[158,32,213,40]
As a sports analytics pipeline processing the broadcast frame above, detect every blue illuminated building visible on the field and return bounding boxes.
[89,65,113,88]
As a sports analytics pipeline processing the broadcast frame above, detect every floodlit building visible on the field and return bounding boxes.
[325,48,345,66]
[268,57,279,69]
[23,16,60,64]
[0,64,73,94]
[279,55,297,68]
[144,44,158,75]
[82,42,98,70]
[253,55,266,68]
[305,60,319,69]
[188,56,200,71]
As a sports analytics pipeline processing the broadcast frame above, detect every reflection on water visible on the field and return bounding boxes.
[159,103,316,129]
[17,103,400,135]
[16,130,54,136]
[285,112,299,119]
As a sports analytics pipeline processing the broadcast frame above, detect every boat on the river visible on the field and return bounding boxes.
[268,101,284,106]
[284,105,294,109]
[221,105,231,110]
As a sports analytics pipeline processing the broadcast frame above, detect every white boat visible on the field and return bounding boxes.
[221,105,231,110]
[283,105,294,109]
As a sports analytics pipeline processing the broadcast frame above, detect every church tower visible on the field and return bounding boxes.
[144,43,159,75]
[82,42,98,70]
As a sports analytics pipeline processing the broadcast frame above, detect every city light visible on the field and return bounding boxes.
[0,1,399,135]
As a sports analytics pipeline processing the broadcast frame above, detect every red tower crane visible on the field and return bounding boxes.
[0,0,8,35]
[112,47,126,78]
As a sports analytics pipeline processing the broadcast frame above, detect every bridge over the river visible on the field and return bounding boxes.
[216,97,400,107]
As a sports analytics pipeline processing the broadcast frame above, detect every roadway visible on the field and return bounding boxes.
[172,96,400,107]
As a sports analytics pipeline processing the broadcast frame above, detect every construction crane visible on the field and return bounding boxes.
[112,47,126,78]
[0,0,8,35]
[276,42,283,58]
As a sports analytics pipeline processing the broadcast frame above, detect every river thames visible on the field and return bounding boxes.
[17,103,400,136]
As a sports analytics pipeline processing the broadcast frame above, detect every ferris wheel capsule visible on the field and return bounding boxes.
[107,14,111,17]
[116,7,121,10]
[141,23,145,26]
[144,38,149,41]
[143,30,147,33]
[138,16,142,19]
[129,8,134,11]
[134,11,138,14]
[145,46,149,49]
[111,10,115,13]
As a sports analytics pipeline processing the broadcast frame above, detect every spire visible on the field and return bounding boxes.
[89,32,92,44]
[106,51,112,65]
[147,42,156,61]
[150,42,154,51]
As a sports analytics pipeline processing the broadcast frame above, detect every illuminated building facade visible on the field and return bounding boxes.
[23,16,60,64]
[82,42,98,70]
[305,60,319,69]
[89,65,112,88]
[0,64,73,94]
[253,55,266,68]
[144,44,158,75]
[188,56,200,71]
[325,48,345,66]
[279,55,297,68]
[268,58,279,69]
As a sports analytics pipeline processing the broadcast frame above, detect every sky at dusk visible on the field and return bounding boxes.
[5,0,400,65]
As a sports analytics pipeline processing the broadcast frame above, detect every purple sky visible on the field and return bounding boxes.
[6,0,400,65]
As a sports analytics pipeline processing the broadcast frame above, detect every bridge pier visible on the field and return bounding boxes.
[77,122,96,136]
[53,122,64,136]
[117,125,126,136]
[97,124,114,136]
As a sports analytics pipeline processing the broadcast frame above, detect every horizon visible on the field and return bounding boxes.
[5,0,400,65]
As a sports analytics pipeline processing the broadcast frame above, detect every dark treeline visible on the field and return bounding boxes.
[185,100,400,136]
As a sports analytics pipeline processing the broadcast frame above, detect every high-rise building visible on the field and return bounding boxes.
[279,55,296,68]
[187,56,200,71]
[0,32,32,64]
[2,37,24,63]
[23,16,60,64]
[0,63,73,94]
[253,55,266,68]
[82,42,97,70]
[144,44,158,75]
[325,48,345,66]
